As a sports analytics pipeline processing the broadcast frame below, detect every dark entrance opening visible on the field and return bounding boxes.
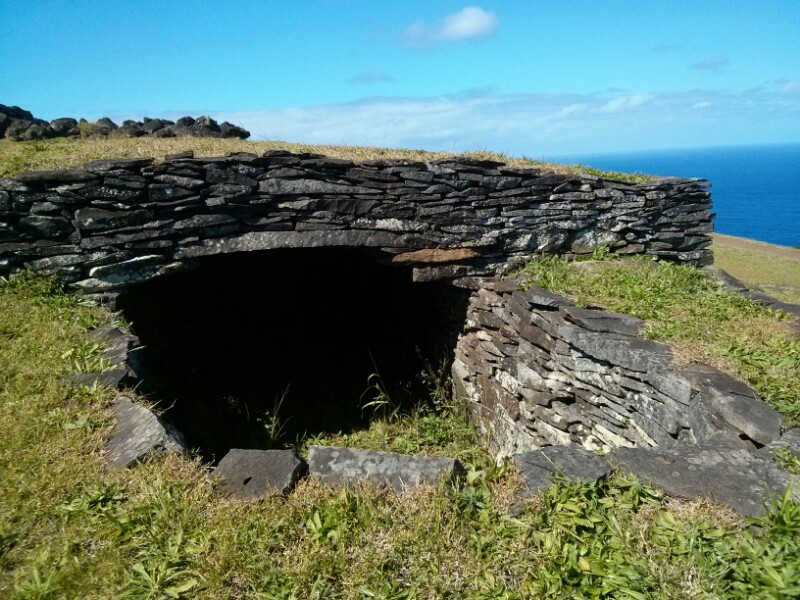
[118,248,467,461]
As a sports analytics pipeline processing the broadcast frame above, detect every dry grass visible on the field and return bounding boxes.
[0,136,653,181]
[712,234,800,304]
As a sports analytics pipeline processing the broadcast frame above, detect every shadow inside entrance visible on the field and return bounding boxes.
[118,247,468,461]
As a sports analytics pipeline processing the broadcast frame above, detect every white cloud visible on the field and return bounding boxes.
[206,87,800,157]
[781,80,800,96]
[689,56,729,71]
[598,94,655,113]
[346,69,394,85]
[403,6,498,49]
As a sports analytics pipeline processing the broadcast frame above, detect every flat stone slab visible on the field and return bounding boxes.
[105,396,188,470]
[758,428,800,462]
[513,446,612,496]
[214,449,306,499]
[681,364,782,446]
[308,446,464,491]
[609,445,800,517]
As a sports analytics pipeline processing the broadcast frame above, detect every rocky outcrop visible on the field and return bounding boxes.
[513,446,612,496]
[453,279,784,458]
[0,104,249,141]
[0,151,713,294]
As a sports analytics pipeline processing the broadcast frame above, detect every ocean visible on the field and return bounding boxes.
[552,143,800,248]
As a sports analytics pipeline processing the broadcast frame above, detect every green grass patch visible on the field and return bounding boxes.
[520,255,800,425]
[3,273,800,597]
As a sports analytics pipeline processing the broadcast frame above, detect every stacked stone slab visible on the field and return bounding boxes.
[453,279,784,459]
[0,151,713,292]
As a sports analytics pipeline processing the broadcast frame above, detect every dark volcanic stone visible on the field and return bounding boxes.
[559,326,674,373]
[74,207,155,231]
[84,158,154,172]
[119,120,145,137]
[19,215,74,238]
[16,169,98,185]
[10,121,52,141]
[608,445,800,517]
[0,104,34,120]
[561,306,644,336]
[194,115,220,132]
[308,446,465,491]
[49,117,79,136]
[152,128,177,138]
[141,118,167,134]
[523,285,574,309]
[215,449,306,499]
[105,396,188,470]
[513,446,612,496]
[681,364,781,445]
[95,117,118,130]
[681,363,755,398]
[758,428,800,462]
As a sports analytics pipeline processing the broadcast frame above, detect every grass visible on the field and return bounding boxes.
[712,235,800,304]
[520,254,800,425]
[0,137,657,182]
[2,272,800,598]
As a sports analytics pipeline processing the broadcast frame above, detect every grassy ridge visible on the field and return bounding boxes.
[712,235,800,304]
[0,137,654,182]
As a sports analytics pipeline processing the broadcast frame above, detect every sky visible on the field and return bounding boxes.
[1,0,799,157]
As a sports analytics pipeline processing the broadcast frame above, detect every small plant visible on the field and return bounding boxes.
[774,448,800,475]
[361,371,401,422]
[61,484,126,520]
[60,341,111,374]
[590,243,613,261]
[13,565,61,599]
[121,560,200,599]
[257,386,291,448]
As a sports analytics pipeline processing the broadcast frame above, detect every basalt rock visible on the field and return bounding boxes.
[105,396,188,470]
[0,103,250,141]
[308,446,465,491]
[215,449,306,499]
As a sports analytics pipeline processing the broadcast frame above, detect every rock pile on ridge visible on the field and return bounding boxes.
[0,103,250,141]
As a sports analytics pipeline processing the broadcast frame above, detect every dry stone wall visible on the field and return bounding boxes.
[0,151,713,293]
[453,279,785,459]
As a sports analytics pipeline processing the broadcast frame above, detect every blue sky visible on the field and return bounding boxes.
[1,0,799,157]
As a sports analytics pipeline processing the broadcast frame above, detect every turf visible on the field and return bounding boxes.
[712,234,800,304]
[1,273,800,598]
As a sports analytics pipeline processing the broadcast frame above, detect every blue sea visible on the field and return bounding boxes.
[552,143,800,248]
